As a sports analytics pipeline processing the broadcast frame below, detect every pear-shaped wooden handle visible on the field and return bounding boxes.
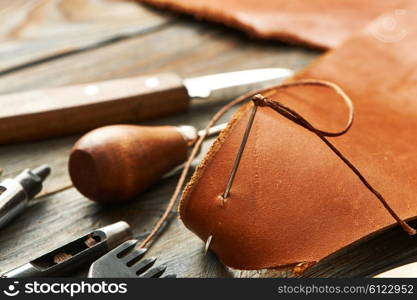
[68,125,189,204]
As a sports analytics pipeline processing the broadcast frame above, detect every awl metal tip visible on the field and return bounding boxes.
[204,235,213,255]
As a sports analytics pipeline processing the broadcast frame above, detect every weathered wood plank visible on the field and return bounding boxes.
[0,19,318,94]
[0,135,77,196]
[0,13,323,278]
[0,165,293,279]
[0,178,236,277]
[303,218,417,278]
[0,0,171,73]
[3,172,416,278]
[1,3,416,277]
[0,100,243,197]
[9,3,404,278]
[0,18,318,197]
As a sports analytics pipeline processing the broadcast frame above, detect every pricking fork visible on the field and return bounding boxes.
[88,240,167,278]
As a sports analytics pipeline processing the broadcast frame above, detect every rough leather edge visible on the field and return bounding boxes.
[176,20,416,273]
[179,102,252,222]
[177,102,321,273]
[176,81,417,274]
[139,0,329,49]
[177,100,320,273]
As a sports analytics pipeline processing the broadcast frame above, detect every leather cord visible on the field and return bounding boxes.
[139,79,415,250]
[138,85,264,248]
[251,91,416,236]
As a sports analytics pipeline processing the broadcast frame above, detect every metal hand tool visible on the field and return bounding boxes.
[2,221,132,278]
[0,68,293,144]
[88,240,167,278]
[0,165,50,229]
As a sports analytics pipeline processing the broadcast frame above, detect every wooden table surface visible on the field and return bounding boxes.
[1,0,417,278]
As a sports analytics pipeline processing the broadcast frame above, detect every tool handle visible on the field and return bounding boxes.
[0,73,189,144]
[69,124,190,204]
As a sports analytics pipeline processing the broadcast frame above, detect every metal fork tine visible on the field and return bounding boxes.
[88,240,174,278]
[121,248,147,265]
[133,257,156,275]
[139,265,167,278]
[110,239,139,257]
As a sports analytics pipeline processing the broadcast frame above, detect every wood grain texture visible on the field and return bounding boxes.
[3,0,413,278]
[0,0,170,73]
[0,1,316,278]
[0,18,317,195]
[0,178,243,277]
[0,20,317,95]
[3,180,416,278]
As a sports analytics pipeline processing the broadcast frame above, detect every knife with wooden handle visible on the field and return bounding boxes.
[0,68,293,144]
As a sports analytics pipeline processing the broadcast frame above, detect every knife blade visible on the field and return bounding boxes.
[184,68,293,98]
[0,68,292,144]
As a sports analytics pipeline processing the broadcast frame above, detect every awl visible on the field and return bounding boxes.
[0,68,293,144]
[69,123,227,204]
[1,221,132,277]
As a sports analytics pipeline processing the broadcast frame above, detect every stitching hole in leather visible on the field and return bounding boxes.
[217,194,226,207]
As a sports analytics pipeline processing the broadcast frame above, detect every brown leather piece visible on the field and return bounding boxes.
[139,0,408,49]
[180,8,417,271]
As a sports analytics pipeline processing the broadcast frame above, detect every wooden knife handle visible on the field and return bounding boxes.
[0,73,189,144]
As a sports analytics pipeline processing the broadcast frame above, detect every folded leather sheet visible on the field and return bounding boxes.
[139,0,408,49]
[179,8,417,271]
